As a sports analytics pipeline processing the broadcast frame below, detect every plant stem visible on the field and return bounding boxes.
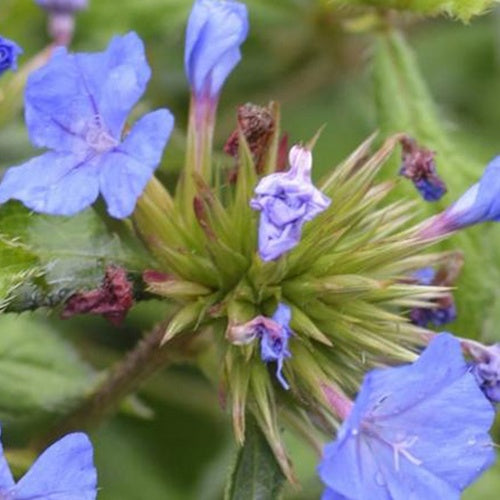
[36,323,198,448]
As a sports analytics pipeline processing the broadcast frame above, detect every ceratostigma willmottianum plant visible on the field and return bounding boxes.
[1,0,500,497]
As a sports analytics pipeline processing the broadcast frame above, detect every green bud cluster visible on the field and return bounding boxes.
[134,106,450,478]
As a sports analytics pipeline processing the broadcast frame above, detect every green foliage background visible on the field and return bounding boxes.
[1,0,500,498]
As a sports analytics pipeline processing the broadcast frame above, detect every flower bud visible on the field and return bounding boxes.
[35,0,88,45]
[399,136,446,202]
[35,0,88,11]
[185,0,248,100]
[0,36,23,76]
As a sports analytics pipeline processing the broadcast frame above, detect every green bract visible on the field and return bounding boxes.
[136,115,449,478]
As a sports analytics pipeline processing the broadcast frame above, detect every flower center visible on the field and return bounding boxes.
[84,116,118,154]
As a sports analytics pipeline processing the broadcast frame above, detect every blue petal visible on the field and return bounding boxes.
[446,156,500,228]
[413,267,435,286]
[25,32,150,153]
[0,152,100,216]
[477,156,500,222]
[98,109,173,218]
[14,433,97,500]
[319,432,391,500]
[321,488,351,500]
[257,213,303,261]
[116,109,174,166]
[185,0,249,98]
[89,32,152,138]
[272,303,291,327]
[0,427,15,492]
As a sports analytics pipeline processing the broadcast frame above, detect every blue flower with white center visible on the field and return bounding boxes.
[0,36,23,76]
[185,0,249,100]
[259,303,292,390]
[0,427,97,499]
[318,334,495,500]
[0,32,174,219]
[250,145,331,261]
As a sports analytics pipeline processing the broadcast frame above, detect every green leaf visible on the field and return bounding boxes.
[0,237,39,310]
[226,415,285,500]
[0,204,143,312]
[0,314,95,429]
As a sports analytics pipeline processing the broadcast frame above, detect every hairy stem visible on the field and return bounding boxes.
[36,323,198,448]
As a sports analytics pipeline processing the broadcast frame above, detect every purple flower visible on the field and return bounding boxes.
[0,36,23,76]
[250,145,331,261]
[318,334,495,499]
[0,32,174,219]
[0,427,97,499]
[259,303,292,390]
[399,137,446,202]
[469,343,500,403]
[185,0,249,100]
[35,0,88,12]
[420,156,500,238]
[409,267,457,328]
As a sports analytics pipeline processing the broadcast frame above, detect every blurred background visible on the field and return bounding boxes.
[1,0,500,498]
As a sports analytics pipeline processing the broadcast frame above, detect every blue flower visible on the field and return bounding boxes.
[318,334,495,500]
[0,427,97,499]
[35,0,88,12]
[250,145,331,261]
[446,156,500,227]
[0,32,174,219]
[259,303,292,390]
[399,137,446,202]
[0,36,23,76]
[421,156,500,237]
[185,0,249,100]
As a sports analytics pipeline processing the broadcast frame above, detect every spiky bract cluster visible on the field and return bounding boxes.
[134,112,448,479]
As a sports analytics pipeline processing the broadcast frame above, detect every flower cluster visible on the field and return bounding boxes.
[2,0,500,497]
[0,36,22,76]
[250,145,331,261]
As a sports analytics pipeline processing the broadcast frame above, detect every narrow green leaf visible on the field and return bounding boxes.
[226,415,285,500]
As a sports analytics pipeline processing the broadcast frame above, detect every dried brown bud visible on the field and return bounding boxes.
[61,266,134,326]
[224,103,275,173]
